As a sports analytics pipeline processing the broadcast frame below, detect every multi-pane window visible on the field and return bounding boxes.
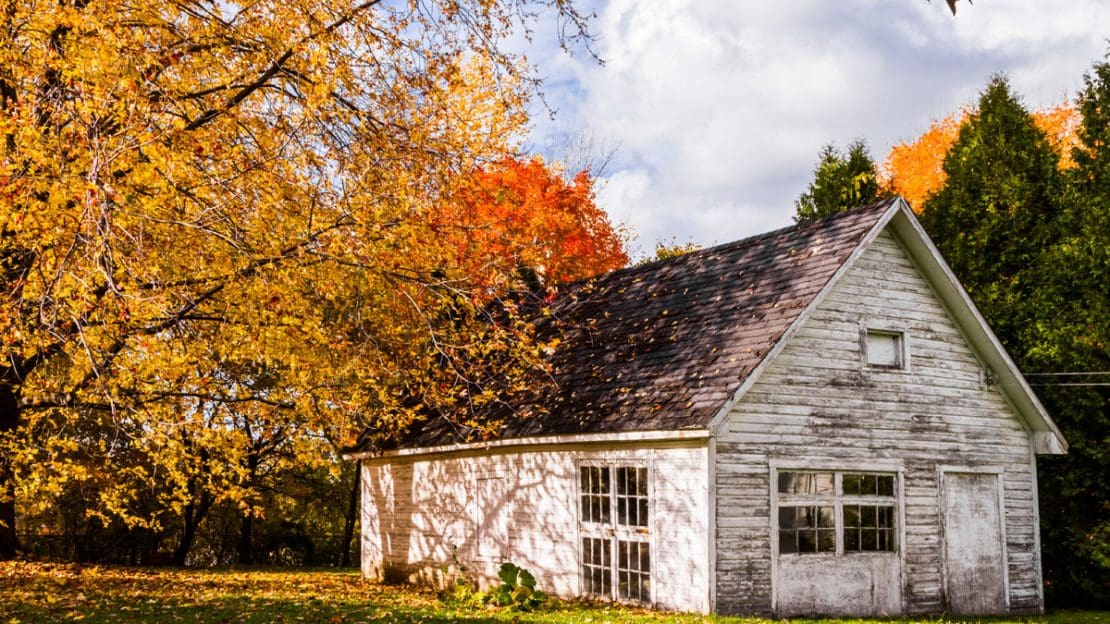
[616,467,649,527]
[844,505,896,552]
[582,537,611,596]
[579,464,651,604]
[843,473,895,496]
[778,505,836,553]
[580,466,611,524]
[776,470,898,556]
[617,540,650,602]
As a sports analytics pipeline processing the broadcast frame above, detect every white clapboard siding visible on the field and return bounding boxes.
[715,229,1041,615]
[362,443,710,613]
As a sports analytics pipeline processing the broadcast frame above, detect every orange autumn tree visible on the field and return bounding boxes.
[882,103,1081,212]
[438,157,628,285]
[1033,101,1083,169]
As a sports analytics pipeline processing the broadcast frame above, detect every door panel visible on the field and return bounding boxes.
[942,472,1006,615]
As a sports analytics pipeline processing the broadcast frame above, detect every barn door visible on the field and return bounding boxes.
[579,464,652,603]
[941,471,1007,615]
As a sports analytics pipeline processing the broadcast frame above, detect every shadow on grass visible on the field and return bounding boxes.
[3,595,519,624]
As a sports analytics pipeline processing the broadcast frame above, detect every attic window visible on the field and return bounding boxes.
[865,329,905,369]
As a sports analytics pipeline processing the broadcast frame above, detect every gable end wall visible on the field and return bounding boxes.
[714,229,1040,615]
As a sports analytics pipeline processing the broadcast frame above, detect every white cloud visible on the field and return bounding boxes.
[524,0,1110,259]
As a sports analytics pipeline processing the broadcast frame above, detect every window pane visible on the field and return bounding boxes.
[637,468,648,495]
[817,529,836,552]
[797,530,816,552]
[780,530,798,554]
[599,467,610,493]
[844,505,861,528]
[815,473,834,494]
[860,474,877,495]
[862,505,876,526]
[877,475,895,496]
[878,506,894,528]
[778,471,834,495]
[845,528,860,551]
[778,472,795,494]
[779,507,798,529]
[600,496,610,524]
[843,473,861,495]
[818,507,835,528]
[639,499,649,527]
[862,529,877,551]
[879,529,894,551]
[867,330,901,367]
[617,498,627,526]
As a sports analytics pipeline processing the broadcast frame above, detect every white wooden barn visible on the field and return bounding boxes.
[344,198,1067,617]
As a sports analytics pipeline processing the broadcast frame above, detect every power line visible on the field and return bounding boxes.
[1029,382,1110,387]
[1024,371,1110,376]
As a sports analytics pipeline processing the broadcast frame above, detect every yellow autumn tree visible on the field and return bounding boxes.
[0,0,591,557]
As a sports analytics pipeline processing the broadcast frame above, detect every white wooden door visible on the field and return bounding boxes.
[942,471,1007,615]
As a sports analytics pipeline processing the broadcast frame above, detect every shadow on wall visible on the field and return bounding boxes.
[366,448,586,596]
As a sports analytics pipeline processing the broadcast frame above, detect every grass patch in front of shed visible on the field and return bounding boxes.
[0,562,1103,624]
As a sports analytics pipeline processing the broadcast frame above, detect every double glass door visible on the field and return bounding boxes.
[579,464,651,603]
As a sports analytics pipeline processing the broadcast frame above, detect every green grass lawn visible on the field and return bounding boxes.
[0,562,1104,624]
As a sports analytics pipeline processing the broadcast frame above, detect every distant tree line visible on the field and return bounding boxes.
[795,55,1110,607]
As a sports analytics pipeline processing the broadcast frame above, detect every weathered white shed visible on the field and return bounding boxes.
[345,198,1067,616]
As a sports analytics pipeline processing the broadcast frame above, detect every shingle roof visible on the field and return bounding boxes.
[397,198,898,448]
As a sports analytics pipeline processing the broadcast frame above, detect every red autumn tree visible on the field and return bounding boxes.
[438,157,629,285]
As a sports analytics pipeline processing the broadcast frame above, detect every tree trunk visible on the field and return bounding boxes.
[236,451,259,565]
[237,511,253,565]
[170,494,211,566]
[0,383,20,559]
[340,460,359,567]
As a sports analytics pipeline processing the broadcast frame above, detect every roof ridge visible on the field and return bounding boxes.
[557,197,900,290]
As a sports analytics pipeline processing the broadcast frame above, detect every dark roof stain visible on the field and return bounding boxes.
[392,199,897,449]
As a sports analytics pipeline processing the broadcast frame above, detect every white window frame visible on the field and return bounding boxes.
[770,464,904,559]
[575,460,654,605]
[861,324,911,371]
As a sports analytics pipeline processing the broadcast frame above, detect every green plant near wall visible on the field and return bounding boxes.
[487,563,547,611]
[440,561,548,612]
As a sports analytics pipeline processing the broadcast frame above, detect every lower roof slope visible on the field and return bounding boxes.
[398,198,899,449]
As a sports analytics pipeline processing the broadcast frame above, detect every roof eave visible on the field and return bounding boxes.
[341,428,712,463]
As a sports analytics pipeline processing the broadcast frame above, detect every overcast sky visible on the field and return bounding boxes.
[520,0,1110,258]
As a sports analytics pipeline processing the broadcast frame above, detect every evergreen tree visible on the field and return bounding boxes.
[1032,58,1110,608]
[922,71,1110,607]
[794,140,886,222]
[920,76,1065,349]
